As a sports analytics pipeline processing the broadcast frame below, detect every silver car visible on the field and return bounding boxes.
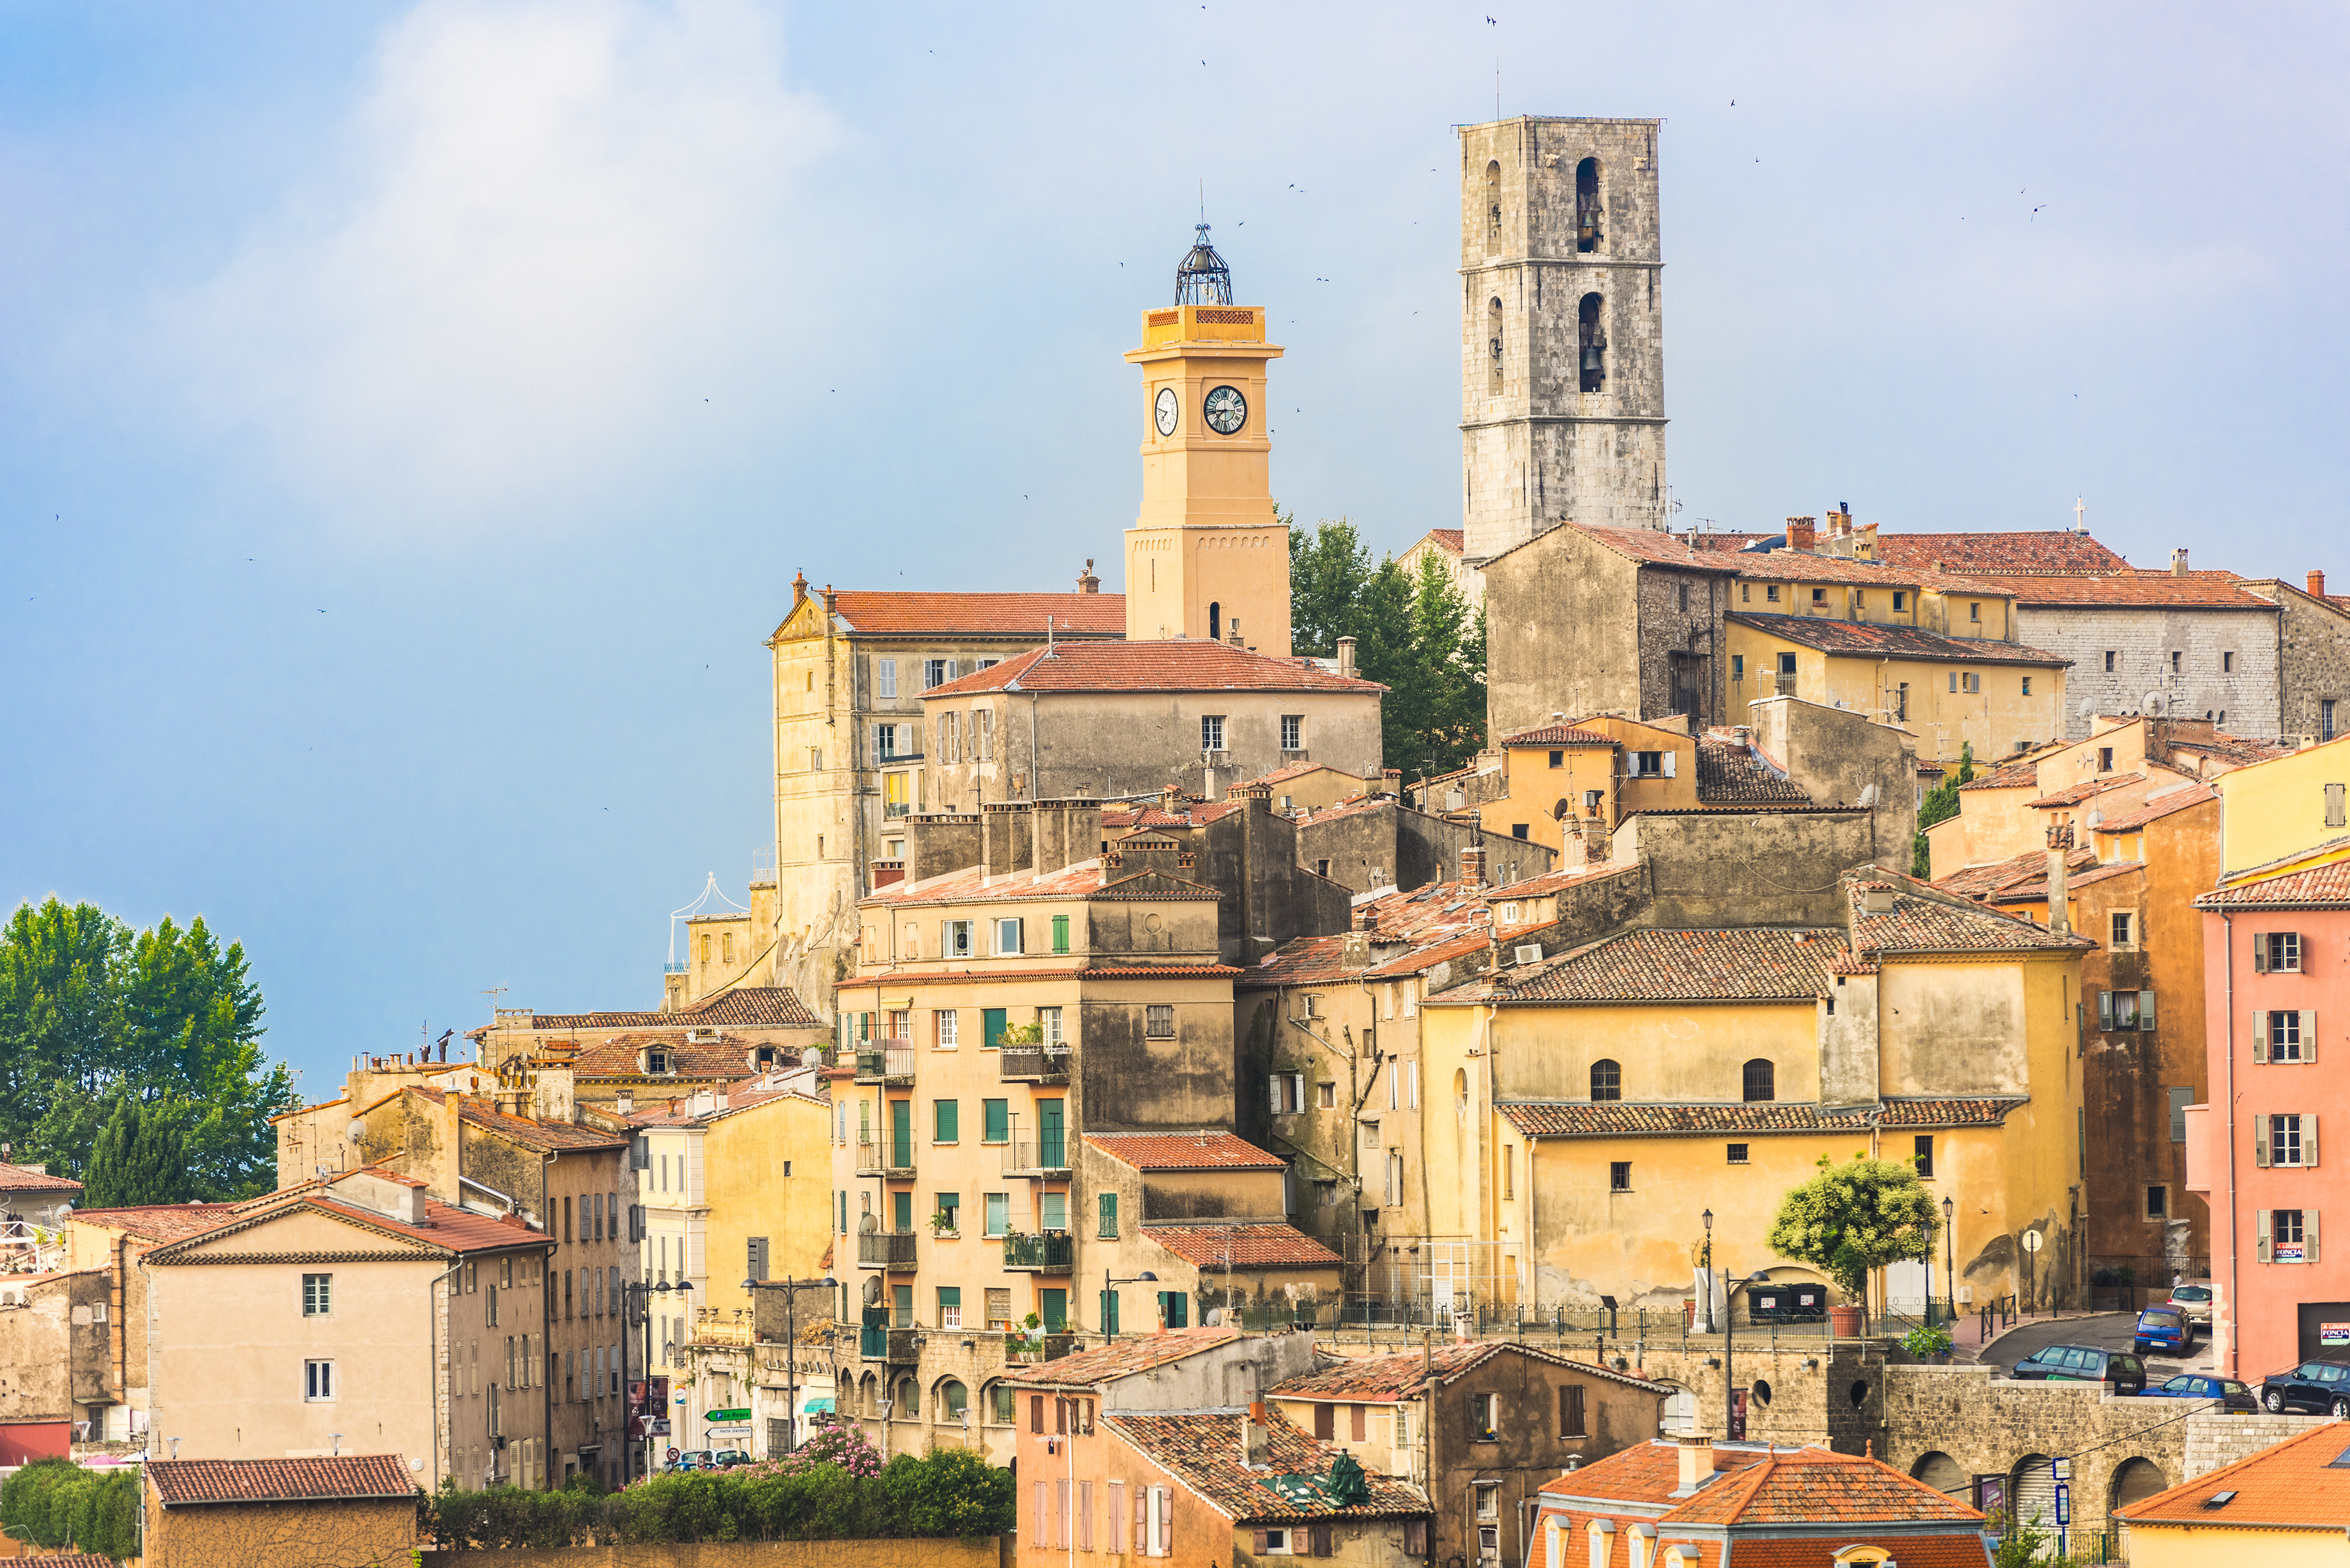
[2166,1284,2213,1327]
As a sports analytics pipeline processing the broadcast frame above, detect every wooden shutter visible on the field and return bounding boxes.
[1351,1403,1367,1442]
[2254,935,2270,973]
[1035,1482,1050,1542]
[1311,1524,1334,1557]
[1108,1482,1126,1552]
[2304,1012,2320,1062]
[2253,1013,2270,1064]
[2308,1115,2321,1168]
[2256,1209,2272,1262]
[1031,1395,1044,1434]
[1314,1402,1335,1440]
[1254,1534,1271,1557]
[2139,990,2157,1030]
[2098,991,2115,1030]
[1562,1383,1588,1437]
[2256,1116,2271,1167]
[2309,1209,2322,1263]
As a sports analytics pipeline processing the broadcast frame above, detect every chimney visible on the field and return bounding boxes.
[2309,569,2328,599]
[2045,823,2072,937]
[1244,1401,1270,1467]
[790,569,808,610]
[615,1090,633,1115]
[1077,559,1100,594]
[1676,1436,1714,1493]
[1336,637,1356,681]
[2171,548,2190,578]
[1227,617,1245,647]
[1353,907,1377,932]
[1381,767,1403,797]
[1461,845,1486,886]
[1785,516,1817,552]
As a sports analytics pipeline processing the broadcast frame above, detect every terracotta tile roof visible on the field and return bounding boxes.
[153,1168,551,1263]
[1144,1224,1344,1269]
[147,1453,418,1505]
[1498,1097,2024,1139]
[2168,732,2292,767]
[2024,773,2144,808]
[1508,522,1738,575]
[557,1032,762,1081]
[1965,570,2278,610]
[1986,860,2144,903]
[1274,1342,1664,1401]
[1417,529,1465,556]
[1847,873,2093,953]
[0,1162,83,1193]
[2116,1418,2350,1527]
[1500,723,1617,748]
[405,1087,628,1151]
[1727,613,2069,666]
[1438,927,1841,1005]
[863,861,1222,910]
[1874,531,2130,574]
[8,1555,115,1568]
[1729,552,1996,591]
[1256,762,1359,788]
[1007,1326,1246,1388]
[516,986,819,1032]
[1541,1438,1771,1506]
[1957,758,2045,792]
[71,1203,242,1242]
[1084,1132,1286,1171]
[1931,847,2096,902]
[623,1085,822,1127]
[1688,531,1778,552]
[1662,1447,1983,1528]
[2197,854,2350,908]
[924,642,1385,698]
[1490,864,1643,900]
[1240,878,1501,988]
[825,591,1126,638]
[1696,737,1811,806]
[269,1096,349,1126]
[1105,1408,1429,1522]
[2086,785,2217,833]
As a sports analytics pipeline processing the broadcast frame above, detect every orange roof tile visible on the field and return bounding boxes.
[2024,773,2144,808]
[147,1454,416,1505]
[1007,1326,1246,1389]
[0,1162,82,1193]
[1084,1132,1285,1172]
[2117,1419,2350,1528]
[2088,784,2217,834]
[1727,612,2068,667]
[826,591,1125,638]
[1965,570,2279,609]
[1144,1223,1343,1269]
[70,1203,242,1243]
[1501,723,1616,748]
[1875,530,2129,574]
[1490,522,1736,575]
[1418,529,1465,555]
[1274,1342,1662,1400]
[1105,1408,1429,1522]
[925,641,1385,697]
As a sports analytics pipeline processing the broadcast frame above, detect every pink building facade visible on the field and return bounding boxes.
[2190,860,2350,1382]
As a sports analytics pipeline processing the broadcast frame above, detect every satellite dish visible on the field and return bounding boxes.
[2077,698,2097,720]
[2143,692,2169,716]
[1856,783,1877,808]
[858,1214,878,1233]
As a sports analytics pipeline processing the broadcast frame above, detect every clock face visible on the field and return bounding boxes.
[1154,386,1179,437]
[1203,384,1247,435]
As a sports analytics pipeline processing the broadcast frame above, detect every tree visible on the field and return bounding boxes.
[1911,743,1976,877]
[0,897,289,1199]
[1766,1154,1940,1304]
[82,1096,194,1207]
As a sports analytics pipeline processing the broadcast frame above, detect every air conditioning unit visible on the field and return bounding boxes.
[1513,944,1543,965]
[0,1288,26,1308]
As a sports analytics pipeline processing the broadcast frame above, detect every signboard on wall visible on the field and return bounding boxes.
[2320,1322,2350,1347]
[1728,1389,1747,1441]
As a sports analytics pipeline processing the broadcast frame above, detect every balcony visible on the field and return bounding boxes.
[1001,1231,1074,1272]
[1002,1332,1079,1366]
[858,1325,921,1363]
[857,1230,919,1270]
[1003,1140,1071,1179]
[854,1046,915,1085]
[856,1140,916,1180]
[998,1044,1072,1084]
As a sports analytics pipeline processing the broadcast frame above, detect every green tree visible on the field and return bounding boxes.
[1286,512,1371,658]
[0,897,289,1199]
[81,1097,194,1207]
[1911,743,1976,877]
[1766,1154,1941,1304]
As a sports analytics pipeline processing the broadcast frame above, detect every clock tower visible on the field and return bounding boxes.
[1122,225,1291,656]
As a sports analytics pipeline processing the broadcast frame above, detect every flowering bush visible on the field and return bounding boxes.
[734,1413,883,1481]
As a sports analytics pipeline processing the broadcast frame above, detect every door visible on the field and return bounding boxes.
[890,1101,911,1167]
[2008,1456,2059,1534]
[1884,1260,1929,1315]
[1038,1100,1066,1168]
[983,1008,1007,1050]
[1039,1289,1067,1332]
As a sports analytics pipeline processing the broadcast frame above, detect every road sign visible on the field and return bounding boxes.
[2054,1482,2071,1527]
[706,1408,751,1422]
[2022,1230,2043,1254]
[2051,1457,2072,1481]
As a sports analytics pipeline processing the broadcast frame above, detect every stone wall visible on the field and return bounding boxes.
[424,1539,1010,1568]
[1614,810,1874,928]
[2183,1410,2331,1477]
[2016,605,2280,743]
[1294,800,1550,895]
[2243,578,2350,743]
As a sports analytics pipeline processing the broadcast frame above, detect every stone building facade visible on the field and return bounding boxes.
[2241,569,2350,743]
[1460,117,1668,559]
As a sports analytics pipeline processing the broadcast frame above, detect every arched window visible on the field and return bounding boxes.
[858,1371,879,1415]
[1656,1382,1695,1435]
[983,1380,1014,1426]
[1575,157,1603,253]
[1454,1068,1469,1115]
[1743,1059,1776,1103]
[2110,1457,2167,1513]
[1589,1059,1621,1101]
[936,1378,969,1426]
[1488,296,1505,395]
[1209,601,1221,642]
[1485,160,1501,246]
[1578,294,1606,393]
[1909,1452,1967,1498]
[894,1376,920,1421]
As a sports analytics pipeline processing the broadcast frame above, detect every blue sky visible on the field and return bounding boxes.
[4,1,2346,1099]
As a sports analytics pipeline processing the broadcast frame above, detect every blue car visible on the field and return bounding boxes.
[2133,1305,2192,1355]
[2142,1373,2255,1411]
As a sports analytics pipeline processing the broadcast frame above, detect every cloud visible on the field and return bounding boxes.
[161,0,832,537]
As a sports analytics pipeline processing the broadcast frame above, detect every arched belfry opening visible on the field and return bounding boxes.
[1176,223,1232,305]
[1575,157,1603,252]
[1208,601,1222,642]
[1488,297,1505,395]
[1578,293,1606,392]
[1485,160,1501,246]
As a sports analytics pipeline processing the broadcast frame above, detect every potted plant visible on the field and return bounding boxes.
[928,1209,958,1239]
[1901,1322,1955,1363]
[1765,1153,1941,1341]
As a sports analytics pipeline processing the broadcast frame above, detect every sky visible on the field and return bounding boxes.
[4,1,2347,1099]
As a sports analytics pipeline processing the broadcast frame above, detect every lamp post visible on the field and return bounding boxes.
[1721,1269,1771,1442]
[743,1274,839,1456]
[1697,1210,1715,1334]
[619,1278,693,1482]
[1103,1270,1158,1339]
[1941,1196,1956,1329]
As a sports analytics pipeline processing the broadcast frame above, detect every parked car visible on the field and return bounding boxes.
[2165,1283,2214,1327]
[2133,1306,2193,1356]
[711,1450,752,1468]
[2009,1344,2148,1394]
[2141,1373,2257,1411]
[666,1449,715,1474]
[2261,1359,2350,1416]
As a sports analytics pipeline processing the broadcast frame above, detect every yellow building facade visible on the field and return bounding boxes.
[2211,730,2350,875]
[1476,716,1699,856]
[1418,872,2089,1316]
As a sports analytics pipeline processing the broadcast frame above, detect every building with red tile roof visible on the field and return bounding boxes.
[1535,1438,1989,1568]
[1874,529,2129,575]
[1085,1132,1287,1172]
[2116,1421,2350,1558]
[143,1454,420,1568]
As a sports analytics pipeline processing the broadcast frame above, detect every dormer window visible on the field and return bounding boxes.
[646,1048,671,1075]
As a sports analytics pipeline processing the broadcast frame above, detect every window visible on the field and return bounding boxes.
[2256,931,2303,972]
[1549,749,1565,768]
[1630,750,1671,778]
[2263,1114,2312,1168]
[1725,1143,1749,1165]
[2170,1087,2194,1142]
[935,1100,959,1143]
[1894,682,1908,720]
[985,1193,1010,1237]
[2111,912,2135,949]
[1576,292,1605,391]
[983,1099,1009,1142]
[877,658,898,698]
[978,708,994,762]
[939,1287,963,1331]
[1560,1383,1588,1437]
[874,722,900,762]
[982,1007,1006,1049]
[1385,1150,1404,1207]
[2097,989,2155,1031]
[925,658,951,690]
[1574,155,1602,250]
[936,1009,959,1048]
[1468,1392,1498,1440]
[943,920,974,959]
[1051,915,1070,954]
[1811,587,1828,606]
[305,1359,335,1401]
[1732,654,1746,679]
[2021,677,2033,696]
[1969,602,1982,623]
[303,1273,332,1316]
[1281,715,1303,750]
[1742,1059,1775,1103]
[1488,296,1505,394]
[2171,651,2183,674]
[1201,715,1226,752]
[1590,1059,1621,1101]
[1777,651,1797,677]
[1098,1193,1119,1239]
[1609,1161,1631,1193]
[1512,824,1529,840]
[2224,651,2235,674]
[1146,1005,1175,1039]
[2261,1207,2311,1263]
[2098,747,2115,772]
[1678,584,1690,613]
[994,917,1023,954]
[884,771,914,820]
[1962,671,1982,694]
[2146,1186,2168,1220]
[1503,1145,1515,1200]
[1913,1135,1935,1179]
[1767,584,1781,603]
[1039,1006,1064,1046]
[2326,702,2340,744]
[1893,591,1908,612]
[2329,781,2347,827]
[2102,651,2117,673]
[2260,1010,2312,1062]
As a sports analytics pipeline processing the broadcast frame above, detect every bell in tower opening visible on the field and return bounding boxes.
[1175,223,1232,306]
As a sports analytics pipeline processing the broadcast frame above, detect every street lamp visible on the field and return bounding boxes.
[619,1278,693,1482]
[1103,1270,1158,1339]
[1722,1269,1772,1442]
[743,1274,839,1455]
[1942,1196,1956,1326]
[1697,1210,1715,1333]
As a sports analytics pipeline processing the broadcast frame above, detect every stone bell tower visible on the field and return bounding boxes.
[1121,224,1292,656]
[1460,117,1669,561]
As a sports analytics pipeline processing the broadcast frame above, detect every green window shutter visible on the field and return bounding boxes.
[1101,1290,1121,1336]
[936,1099,959,1143]
[983,1098,1010,1143]
[1052,915,1070,954]
[983,1008,1008,1050]
[891,1101,912,1166]
[1039,1289,1067,1332]
[892,1191,913,1232]
[1099,1193,1119,1238]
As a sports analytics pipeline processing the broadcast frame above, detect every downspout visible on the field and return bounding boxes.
[1029,691,1042,802]
[430,1256,466,1491]
[1421,1335,1439,1568]
[542,1150,557,1489]
[2223,910,2239,1376]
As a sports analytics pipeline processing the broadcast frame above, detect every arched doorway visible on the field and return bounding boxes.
[2008,1454,2058,1534]
[1910,1451,1967,1498]
[1656,1383,1695,1436]
[2110,1456,2166,1512]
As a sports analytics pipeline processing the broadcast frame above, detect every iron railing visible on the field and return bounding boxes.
[854,1047,915,1083]
[1004,1140,1070,1176]
[858,1325,920,1362]
[998,1045,1072,1083]
[857,1231,918,1269]
[855,1140,914,1177]
[1002,1231,1074,1272]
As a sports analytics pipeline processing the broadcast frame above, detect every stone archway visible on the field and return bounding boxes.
[2110,1456,2167,1514]
[1909,1451,1967,1499]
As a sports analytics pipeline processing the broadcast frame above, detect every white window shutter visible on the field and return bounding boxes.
[2304,1012,2319,1062]
[2140,990,2157,1030]
[2256,1117,2271,1167]
[2310,1209,2323,1263]
[2253,934,2269,973]
[2253,1013,2269,1064]
[1269,1076,1284,1116]
[2308,1115,2320,1168]
[2257,1209,2272,1262]
[1662,751,1676,778]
